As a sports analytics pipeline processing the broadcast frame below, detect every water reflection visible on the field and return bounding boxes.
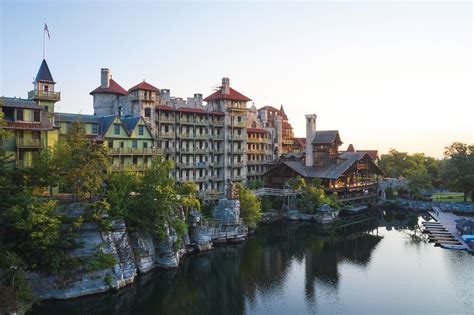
[32,215,472,315]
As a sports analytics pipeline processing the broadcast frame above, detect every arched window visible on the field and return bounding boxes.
[251,121,256,128]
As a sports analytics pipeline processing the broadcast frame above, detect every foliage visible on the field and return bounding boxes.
[0,107,11,141]
[177,181,201,219]
[104,274,113,286]
[405,167,432,197]
[385,186,395,199]
[125,157,187,243]
[0,251,36,314]
[86,247,117,272]
[86,200,112,231]
[28,149,59,196]
[440,142,474,202]
[105,171,140,219]
[247,179,264,189]
[237,183,262,229]
[54,121,109,198]
[292,177,336,213]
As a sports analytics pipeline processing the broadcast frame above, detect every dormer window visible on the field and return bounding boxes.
[44,85,49,92]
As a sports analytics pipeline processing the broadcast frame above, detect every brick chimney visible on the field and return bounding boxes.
[221,77,230,95]
[305,114,317,167]
[101,68,110,88]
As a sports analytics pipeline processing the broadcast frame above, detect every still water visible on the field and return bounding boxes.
[32,214,473,315]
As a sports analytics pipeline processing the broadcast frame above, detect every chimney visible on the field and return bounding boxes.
[221,77,230,95]
[101,68,110,88]
[305,114,317,167]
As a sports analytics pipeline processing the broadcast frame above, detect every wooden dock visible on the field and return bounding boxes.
[426,207,472,252]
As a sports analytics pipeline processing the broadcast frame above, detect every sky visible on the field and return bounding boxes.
[1,1,473,158]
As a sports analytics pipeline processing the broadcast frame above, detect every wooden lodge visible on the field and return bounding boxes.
[265,122,384,202]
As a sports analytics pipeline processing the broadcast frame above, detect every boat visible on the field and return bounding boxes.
[439,244,466,250]
[461,235,474,241]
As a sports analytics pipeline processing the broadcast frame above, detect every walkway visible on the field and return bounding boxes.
[252,188,300,197]
[428,207,473,253]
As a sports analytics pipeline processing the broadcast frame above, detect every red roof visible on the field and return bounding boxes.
[209,111,225,116]
[247,128,269,134]
[129,81,159,92]
[3,121,53,131]
[280,105,288,120]
[294,137,306,147]
[178,107,207,114]
[156,105,175,111]
[203,87,251,102]
[259,105,279,112]
[347,144,355,152]
[90,79,127,95]
[282,121,293,129]
[357,150,379,160]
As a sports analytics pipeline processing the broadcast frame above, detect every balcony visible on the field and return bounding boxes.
[210,161,224,167]
[158,132,175,138]
[231,175,245,181]
[157,117,175,124]
[230,134,247,141]
[179,118,195,125]
[111,164,148,172]
[232,148,245,154]
[233,162,245,167]
[232,121,247,128]
[194,134,209,139]
[195,148,208,154]
[28,90,61,101]
[164,147,176,153]
[16,138,43,148]
[108,148,160,155]
[212,120,224,126]
[194,120,208,126]
[179,133,194,139]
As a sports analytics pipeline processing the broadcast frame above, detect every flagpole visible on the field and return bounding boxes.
[43,23,45,59]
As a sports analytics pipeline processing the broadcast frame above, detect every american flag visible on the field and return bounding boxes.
[44,23,50,39]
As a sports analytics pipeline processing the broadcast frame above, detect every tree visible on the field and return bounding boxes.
[247,179,263,189]
[55,121,109,199]
[105,171,140,219]
[28,148,59,196]
[441,142,474,202]
[126,157,187,244]
[405,167,432,198]
[177,181,201,219]
[237,184,262,229]
[292,177,337,213]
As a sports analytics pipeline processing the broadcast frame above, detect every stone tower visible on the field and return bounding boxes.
[305,114,317,167]
[90,68,128,116]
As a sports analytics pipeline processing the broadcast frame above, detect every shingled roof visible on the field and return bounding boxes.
[90,79,128,96]
[203,87,251,102]
[2,97,43,110]
[35,59,55,83]
[129,81,159,92]
[312,130,342,145]
[281,151,384,180]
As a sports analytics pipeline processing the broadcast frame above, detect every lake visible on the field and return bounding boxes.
[31,213,474,315]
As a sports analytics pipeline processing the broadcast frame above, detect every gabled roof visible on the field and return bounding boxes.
[2,97,43,110]
[203,87,251,102]
[312,130,342,145]
[35,59,55,83]
[122,116,141,134]
[357,150,378,160]
[282,121,293,129]
[90,79,128,96]
[100,114,119,135]
[280,151,384,180]
[294,137,306,147]
[129,81,159,92]
[347,144,355,152]
[209,111,225,116]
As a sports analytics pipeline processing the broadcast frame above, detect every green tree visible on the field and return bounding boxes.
[405,167,432,198]
[247,179,264,189]
[237,184,262,229]
[105,171,140,219]
[55,121,109,199]
[29,148,59,196]
[177,181,201,219]
[126,157,187,244]
[294,178,337,213]
[441,142,474,202]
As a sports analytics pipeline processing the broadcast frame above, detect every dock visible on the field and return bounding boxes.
[425,207,473,253]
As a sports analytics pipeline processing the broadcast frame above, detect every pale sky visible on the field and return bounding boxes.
[1,1,473,158]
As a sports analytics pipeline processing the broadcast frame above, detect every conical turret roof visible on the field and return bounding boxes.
[35,59,55,83]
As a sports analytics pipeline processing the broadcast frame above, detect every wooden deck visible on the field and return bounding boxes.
[427,207,473,253]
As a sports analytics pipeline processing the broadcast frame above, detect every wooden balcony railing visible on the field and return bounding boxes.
[28,90,61,101]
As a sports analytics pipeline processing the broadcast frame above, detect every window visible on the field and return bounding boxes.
[18,151,24,160]
[32,131,40,140]
[133,156,138,164]
[114,124,120,135]
[132,140,138,149]
[66,122,72,132]
[138,125,144,135]
[33,111,40,122]
[145,108,151,118]
[18,130,24,139]
[120,142,124,148]
[143,142,148,149]
[16,109,24,121]
[91,124,99,134]
[44,85,49,92]
[108,140,113,148]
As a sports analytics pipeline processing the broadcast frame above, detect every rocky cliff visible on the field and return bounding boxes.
[29,198,248,301]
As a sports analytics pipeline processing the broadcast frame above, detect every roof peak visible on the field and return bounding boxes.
[35,59,55,83]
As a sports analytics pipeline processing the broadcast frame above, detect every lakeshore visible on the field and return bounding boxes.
[31,213,474,315]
